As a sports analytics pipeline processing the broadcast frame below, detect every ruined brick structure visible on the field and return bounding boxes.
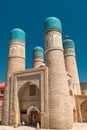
[2,17,86,129]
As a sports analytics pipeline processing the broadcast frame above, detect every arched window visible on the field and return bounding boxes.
[68,80,71,87]
[68,79,73,96]
[30,85,36,96]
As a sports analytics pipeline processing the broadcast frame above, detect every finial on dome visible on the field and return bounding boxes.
[63,36,75,48]
[65,35,70,40]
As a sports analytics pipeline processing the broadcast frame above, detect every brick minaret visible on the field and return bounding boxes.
[63,36,81,95]
[44,17,73,129]
[2,28,25,125]
[33,46,44,68]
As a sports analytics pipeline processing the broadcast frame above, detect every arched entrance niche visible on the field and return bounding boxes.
[18,81,41,126]
[81,100,87,122]
[27,106,40,126]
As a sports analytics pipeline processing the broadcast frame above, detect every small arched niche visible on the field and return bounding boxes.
[81,100,87,122]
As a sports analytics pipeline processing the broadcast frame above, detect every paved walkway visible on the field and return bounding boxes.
[71,123,87,130]
[0,123,87,130]
[0,126,35,130]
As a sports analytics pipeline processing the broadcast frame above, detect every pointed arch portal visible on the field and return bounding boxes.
[27,106,40,115]
[27,106,40,126]
[81,100,87,122]
[18,81,41,126]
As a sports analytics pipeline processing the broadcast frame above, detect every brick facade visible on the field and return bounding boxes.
[2,17,87,129]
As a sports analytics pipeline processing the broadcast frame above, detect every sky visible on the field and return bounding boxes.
[0,0,87,82]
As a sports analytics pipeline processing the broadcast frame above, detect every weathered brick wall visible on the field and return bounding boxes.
[45,30,73,129]
[64,55,81,95]
[8,67,49,128]
[2,40,25,125]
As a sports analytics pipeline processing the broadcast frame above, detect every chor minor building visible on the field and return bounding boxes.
[2,17,87,129]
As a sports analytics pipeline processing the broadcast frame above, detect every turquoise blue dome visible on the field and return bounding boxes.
[33,46,44,60]
[63,36,75,48]
[44,17,62,32]
[10,28,25,42]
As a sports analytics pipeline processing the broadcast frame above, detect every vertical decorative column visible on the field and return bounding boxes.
[13,76,20,127]
[32,46,44,68]
[63,36,81,95]
[40,72,45,128]
[2,28,25,125]
[44,17,73,129]
[40,112,45,128]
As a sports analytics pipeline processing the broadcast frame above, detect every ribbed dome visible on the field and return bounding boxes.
[44,17,62,32]
[63,36,75,48]
[10,28,25,42]
[33,46,44,60]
